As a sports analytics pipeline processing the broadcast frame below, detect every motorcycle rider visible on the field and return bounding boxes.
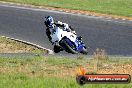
[44,16,82,43]
[45,16,76,34]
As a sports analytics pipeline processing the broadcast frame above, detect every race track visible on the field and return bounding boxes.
[0,3,132,55]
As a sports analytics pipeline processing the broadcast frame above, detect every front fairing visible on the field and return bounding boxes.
[65,37,85,52]
[74,38,85,52]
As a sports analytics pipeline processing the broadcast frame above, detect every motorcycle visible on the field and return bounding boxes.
[44,16,88,54]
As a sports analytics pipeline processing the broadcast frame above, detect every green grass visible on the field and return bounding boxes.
[1,73,132,88]
[0,0,132,17]
[0,56,132,88]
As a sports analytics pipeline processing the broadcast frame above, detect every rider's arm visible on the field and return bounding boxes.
[54,21,65,27]
[54,21,70,32]
[69,26,75,31]
[56,21,75,31]
[55,21,76,33]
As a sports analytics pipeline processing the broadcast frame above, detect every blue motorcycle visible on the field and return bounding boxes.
[44,16,88,54]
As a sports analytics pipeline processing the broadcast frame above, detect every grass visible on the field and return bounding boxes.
[1,73,132,88]
[0,0,132,17]
[0,55,132,88]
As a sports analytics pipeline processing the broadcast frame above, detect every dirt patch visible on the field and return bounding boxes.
[98,63,132,75]
[0,37,45,53]
[1,59,132,78]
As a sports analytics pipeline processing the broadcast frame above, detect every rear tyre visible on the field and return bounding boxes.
[60,39,78,54]
[53,45,63,53]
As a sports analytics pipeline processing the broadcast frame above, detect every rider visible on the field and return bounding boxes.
[45,16,76,33]
[44,16,82,43]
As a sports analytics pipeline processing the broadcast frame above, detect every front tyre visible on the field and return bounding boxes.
[81,47,88,55]
[59,39,78,54]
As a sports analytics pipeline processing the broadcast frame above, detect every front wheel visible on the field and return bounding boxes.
[59,39,78,54]
[80,47,88,55]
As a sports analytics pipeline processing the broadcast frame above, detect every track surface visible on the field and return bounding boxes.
[0,4,132,55]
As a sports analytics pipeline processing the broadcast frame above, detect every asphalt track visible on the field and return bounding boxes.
[0,3,132,55]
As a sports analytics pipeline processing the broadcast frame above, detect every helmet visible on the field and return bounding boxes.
[44,16,54,28]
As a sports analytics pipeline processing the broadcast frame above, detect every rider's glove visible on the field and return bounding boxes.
[72,31,76,35]
[57,21,71,32]
[63,23,71,32]
[57,21,68,27]
[63,23,69,28]
[57,21,63,25]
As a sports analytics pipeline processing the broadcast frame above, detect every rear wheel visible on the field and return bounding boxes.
[59,39,78,54]
[53,45,63,53]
